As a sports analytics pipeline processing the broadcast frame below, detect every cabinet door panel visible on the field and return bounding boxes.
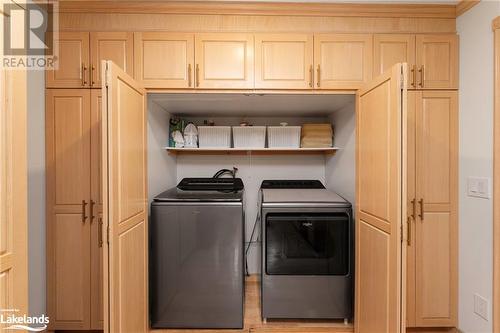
[134,32,194,89]
[46,89,91,330]
[196,33,254,89]
[415,91,458,327]
[90,32,133,88]
[355,64,406,333]
[255,34,312,89]
[416,35,458,89]
[90,90,103,329]
[417,212,452,320]
[315,34,372,90]
[374,34,416,87]
[46,32,90,88]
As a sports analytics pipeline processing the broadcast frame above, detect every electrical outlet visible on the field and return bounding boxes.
[474,293,489,321]
[467,177,491,199]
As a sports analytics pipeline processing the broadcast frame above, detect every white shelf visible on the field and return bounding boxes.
[164,147,340,155]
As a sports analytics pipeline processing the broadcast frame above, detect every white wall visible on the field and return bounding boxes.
[148,100,178,206]
[27,69,46,317]
[457,2,500,332]
[325,102,356,205]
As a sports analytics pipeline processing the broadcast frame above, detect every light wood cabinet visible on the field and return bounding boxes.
[46,32,90,88]
[90,32,133,88]
[90,90,104,329]
[46,89,91,330]
[314,34,372,89]
[374,34,458,90]
[46,89,103,330]
[373,34,416,82]
[416,35,458,89]
[134,32,194,89]
[406,90,458,328]
[46,32,133,88]
[195,33,254,89]
[255,34,313,89]
[0,6,28,322]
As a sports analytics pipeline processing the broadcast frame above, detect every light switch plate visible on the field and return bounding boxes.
[474,293,489,321]
[467,177,491,199]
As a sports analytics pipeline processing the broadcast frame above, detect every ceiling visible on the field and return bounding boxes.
[149,93,355,116]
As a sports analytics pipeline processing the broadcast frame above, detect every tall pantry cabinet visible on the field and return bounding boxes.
[406,91,458,328]
[46,31,131,330]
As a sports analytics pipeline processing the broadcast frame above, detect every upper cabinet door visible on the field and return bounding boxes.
[314,34,372,90]
[254,34,313,89]
[90,32,133,88]
[374,34,416,88]
[195,33,254,89]
[46,32,90,88]
[415,35,458,89]
[134,32,194,89]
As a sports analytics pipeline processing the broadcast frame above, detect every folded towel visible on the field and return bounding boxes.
[301,124,333,148]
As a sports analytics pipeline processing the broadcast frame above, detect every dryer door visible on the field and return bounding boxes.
[265,213,350,276]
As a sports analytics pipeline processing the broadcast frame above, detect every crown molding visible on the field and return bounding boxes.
[56,1,457,19]
[456,0,480,17]
[494,16,500,31]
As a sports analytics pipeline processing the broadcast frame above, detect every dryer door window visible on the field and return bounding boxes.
[265,213,349,275]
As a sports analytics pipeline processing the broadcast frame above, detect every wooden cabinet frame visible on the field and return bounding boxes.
[493,15,500,333]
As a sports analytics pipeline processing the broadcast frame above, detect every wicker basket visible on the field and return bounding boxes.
[198,126,231,148]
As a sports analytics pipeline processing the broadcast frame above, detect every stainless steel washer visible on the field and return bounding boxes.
[260,180,353,321]
[150,178,245,329]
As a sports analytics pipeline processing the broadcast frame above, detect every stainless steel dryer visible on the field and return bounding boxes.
[150,178,245,329]
[260,180,353,321]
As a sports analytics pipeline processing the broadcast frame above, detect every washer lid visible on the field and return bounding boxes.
[262,188,349,205]
[154,187,243,202]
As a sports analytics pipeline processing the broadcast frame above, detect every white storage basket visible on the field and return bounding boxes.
[232,126,266,148]
[268,126,301,148]
[198,126,231,148]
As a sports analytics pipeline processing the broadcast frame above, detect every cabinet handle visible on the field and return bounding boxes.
[418,198,424,220]
[89,200,95,222]
[188,64,192,87]
[411,198,416,220]
[418,65,424,87]
[316,64,321,88]
[82,64,88,86]
[90,65,95,86]
[411,65,416,88]
[98,217,103,247]
[81,200,88,222]
[407,216,412,246]
[195,64,200,87]
[309,65,313,88]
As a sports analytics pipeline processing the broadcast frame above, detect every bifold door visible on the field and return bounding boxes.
[101,60,148,333]
[355,63,407,333]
